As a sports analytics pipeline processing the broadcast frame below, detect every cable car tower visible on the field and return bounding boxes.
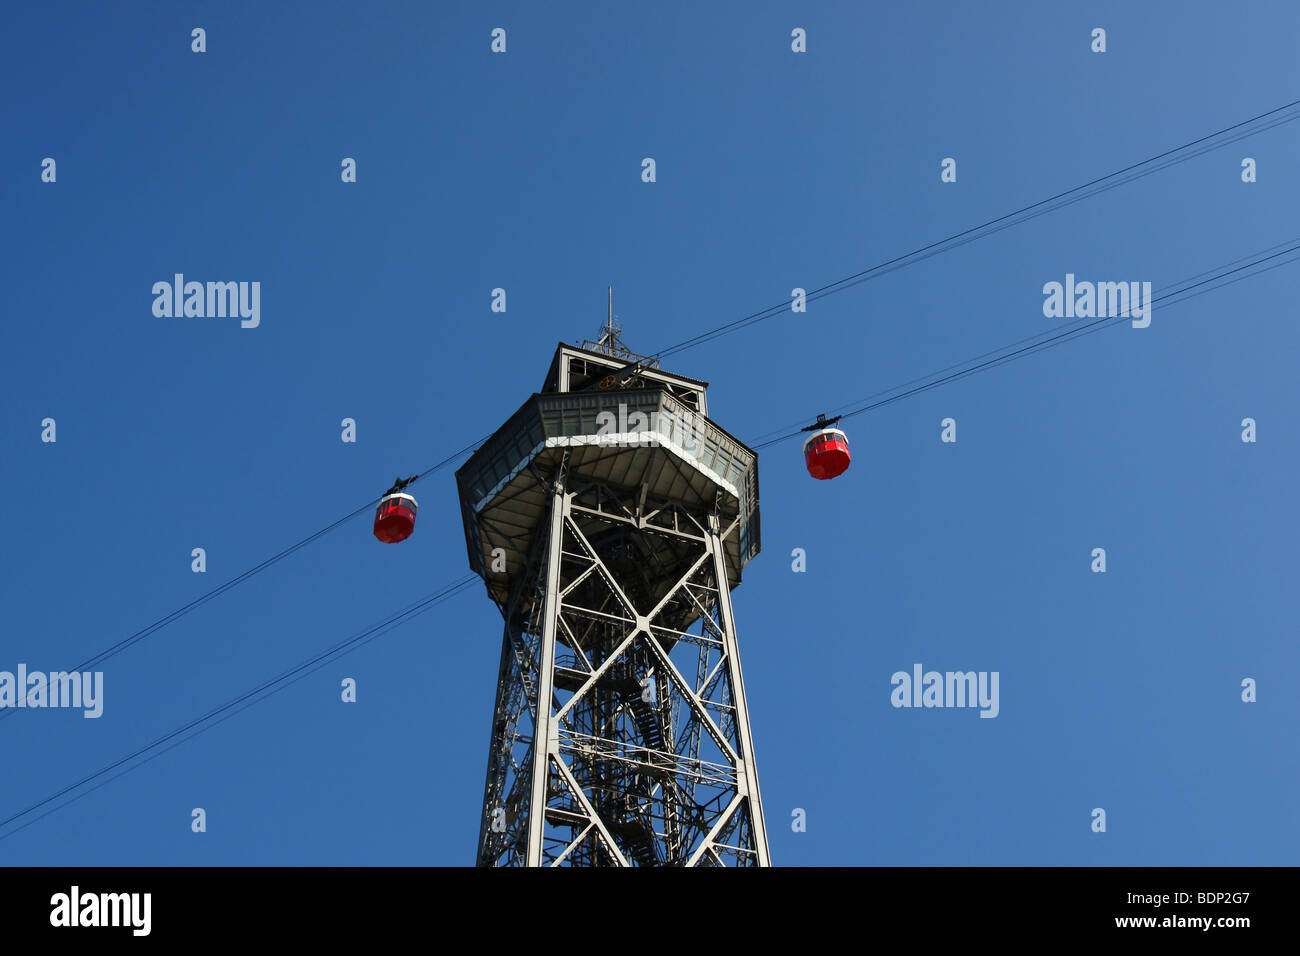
[456,290,769,866]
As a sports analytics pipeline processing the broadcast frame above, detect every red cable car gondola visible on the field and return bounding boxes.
[801,414,851,480]
[374,476,419,543]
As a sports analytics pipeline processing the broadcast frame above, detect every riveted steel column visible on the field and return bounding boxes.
[707,514,771,866]
[525,471,568,866]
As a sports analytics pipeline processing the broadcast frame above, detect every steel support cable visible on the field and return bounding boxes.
[750,241,1300,450]
[653,98,1300,360]
[745,236,1300,446]
[667,111,1300,355]
[10,197,1290,845]
[17,103,1299,705]
[2,437,490,721]
[672,116,1300,358]
[0,575,478,839]
[9,241,1290,835]
[17,247,1289,837]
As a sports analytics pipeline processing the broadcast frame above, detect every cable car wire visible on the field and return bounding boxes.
[0,437,489,722]
[745,235,1300,446]
[16,232,1291,707]
[750,240,1300,450]
[14,103,1299,722]
[9,241,1293,831]
[9,104,1299,834]
[0,575,478,839]
[653,97,1300,360]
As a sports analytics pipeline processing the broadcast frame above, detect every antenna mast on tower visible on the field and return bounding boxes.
[583,286,655,365]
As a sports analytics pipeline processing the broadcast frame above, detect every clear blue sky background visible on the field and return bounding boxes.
[2,0,1297,865]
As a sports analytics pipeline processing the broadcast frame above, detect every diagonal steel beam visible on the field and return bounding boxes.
[552,756,630,866]
[686,791,744,867]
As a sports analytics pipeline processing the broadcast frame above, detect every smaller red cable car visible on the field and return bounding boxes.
[374,475,419,543]
[801,414,851,480]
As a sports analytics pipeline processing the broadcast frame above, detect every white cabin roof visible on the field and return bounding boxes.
[802,428,848,452]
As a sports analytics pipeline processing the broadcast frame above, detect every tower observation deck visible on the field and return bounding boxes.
[456,314,768,866]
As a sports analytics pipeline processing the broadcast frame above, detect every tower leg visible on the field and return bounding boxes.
[706,516,770,865]
[525,476,567,866]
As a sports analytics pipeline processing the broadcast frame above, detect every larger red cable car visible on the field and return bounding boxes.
[801,414,851,480]
[374,475,419,543]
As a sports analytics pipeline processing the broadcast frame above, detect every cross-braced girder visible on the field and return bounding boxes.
[474,468,769,866]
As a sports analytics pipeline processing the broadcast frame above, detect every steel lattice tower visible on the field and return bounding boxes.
[456,309,769,866]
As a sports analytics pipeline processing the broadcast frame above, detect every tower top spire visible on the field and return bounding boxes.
[581,286,657,366]
[596,285,623,352]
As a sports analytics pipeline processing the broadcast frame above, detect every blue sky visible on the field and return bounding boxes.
[1,0,1297,865]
